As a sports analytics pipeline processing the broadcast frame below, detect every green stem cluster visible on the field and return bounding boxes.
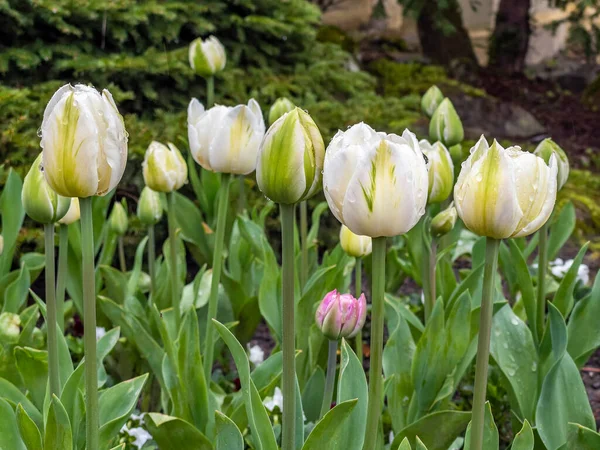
[470,238,500,450]
[536,223,549,342]
[167,193,181,330]
[206,76,215,108]
[80,197,99,450]
[44,224,60,398]
[203,174,231,382]
[355,258,363,361]
[148,225,156,296]
[320,339,338,419]
[423,238,437,322]
[56,224,69,331]
[300,201,308,289]
[280,203,296,450]
[363,237,387,448]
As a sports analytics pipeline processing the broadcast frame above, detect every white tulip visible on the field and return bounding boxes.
[189,36,226,77]
[339,225,372,258]
[534,138,569,190]
[41,84,128,198]
[188,98,265,175]
[419,139,454,204]
[58,198,81,225]
[454,136,558,239]
[142,141,188,193]
[323,123,428,238]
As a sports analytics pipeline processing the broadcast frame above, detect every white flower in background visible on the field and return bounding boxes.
[248,344,265,366]
[96,327,106,341]
[454,136,558,239]
[550,258,590,285]
[389,431,395,444]
[188,98,265,175]
[323,123,428,237]
[41,84,128,198]
[189,36,226,77]
[263,387,284,412]
[142,141,188,193]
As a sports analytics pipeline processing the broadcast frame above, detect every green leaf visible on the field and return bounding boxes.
[258,246,282,343]
[336,339,368,450]
[566,423,600,449]
[20,253,45,284]
[415,437,429,450]
[536,306,595,450]
[302,367,325,423]
[548,202,575,260]
[397,437,412,450]
[0,397,26,450]
[44,395,72,450]
[0,170,25,277]
[14,347,47,410]
[567,273,600,367]
[145,413,213,450]
[126,236,148,296]
[447,263,484,312]
[0,377,42,429]
[59,363,85,445]
[213,319,278,450]
[552,243,588,317]
[489,305,538,421]
[173,192,211,262]
[464,402,498,450]
[16,403,42,450]
[512,420,534,450]
[98,265,128,305]
[2,265,30,313]
[507,240,536,337]
[215,410,244,450]
[301,399,358,450]
[98,374,148,449]
[390,410,471,450]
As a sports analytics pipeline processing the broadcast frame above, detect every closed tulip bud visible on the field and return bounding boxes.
[189,36,226,77]
[340,225,372,258]
[315,290,367,340]
[268,97,295,125]
[41,84,128,198]
[420,140,454,203]
[22,154,70,224]
[58,198,80,225]
[256,108,325,204]
[137,186,163,226]
[142,141,188,193]
[188,98,265,174]
[109,200,128,235]
[323,123,428,237]
[431,202,457,237]
[0,312,20,344]
[534,138,569,190]
[429,98,464,147]
[455,136,558,239]
[421,85,444,118]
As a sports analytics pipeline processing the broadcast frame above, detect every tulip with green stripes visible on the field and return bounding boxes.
[429,97,464,147]
[420,139,454,204]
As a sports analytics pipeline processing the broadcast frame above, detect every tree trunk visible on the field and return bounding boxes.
[489,0,531,72]
[417,0,478,66]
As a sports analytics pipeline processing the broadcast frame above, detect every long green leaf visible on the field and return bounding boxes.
[508,240,536,337]
[215,410,244,450]
[145,413,213,450]
[464,402,498,450]
[16,404,42,450]
[548,202,575,260]
[567,273,600,367]
[301,399,358,450]
[0,397,26,450]
[566,423,600,449]
[390,410,471,450]
[512,420,534,450]
[552,243,588,318]
[0,169,25,277]
[44,395,72,450]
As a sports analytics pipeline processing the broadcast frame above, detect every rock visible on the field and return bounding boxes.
[449,93,546,140]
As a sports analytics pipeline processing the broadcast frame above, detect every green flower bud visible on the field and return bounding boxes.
[431,202,458,237]
[0,312,20,344]
[189,36,226,78]
[142,141,188,193]
[420,140,454,204]
[109,199,128,235]
[256,108,325,204]
[534,138,569,190]
[0,235,3,256]
[421,85,444,118]
[22,153,70,224]
[268,97,295,126]
[58,198,80,225]
[429,98,464,147]
[137,186,163,226]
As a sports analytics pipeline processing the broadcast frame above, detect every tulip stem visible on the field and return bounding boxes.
[363,237,387,449]
[44,224,60,398]
[300,200,308,289]
[471,237,500,450]
[320,339,338,419]
[80,197,99,450]
[206,76,214,107]
[238,176,246,212]
[148,225,156,297]
[56,223,69,331]
[118,236,126,272]
[203,173,231,382]
[355,258,363,362]
[280,203,296,450]
[536,222,549,343]
[167,192,181,330]
[423,237,437,323]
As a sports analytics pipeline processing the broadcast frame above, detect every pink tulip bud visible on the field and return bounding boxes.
[315,289,367,340]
